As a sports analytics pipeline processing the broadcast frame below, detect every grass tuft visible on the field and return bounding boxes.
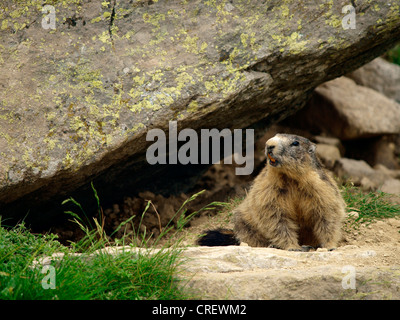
[0,185,218,300]
[341,184,400,231]
[384,42,400,66]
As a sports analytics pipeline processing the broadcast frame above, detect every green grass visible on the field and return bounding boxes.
[384,43,400,66]
[0,223,188,299]
[0,187,220,300]
[342,184,400,230]
[0,221,190,300]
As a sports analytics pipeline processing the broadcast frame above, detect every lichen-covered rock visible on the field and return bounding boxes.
[1,0,400,221]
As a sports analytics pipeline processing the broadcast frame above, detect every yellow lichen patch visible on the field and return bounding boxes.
[240,33,249,48]
[43,135,57,151]
[128,97,159,113]
[155,92,174,106]
[1,19,8,30]
[132,75,146,86]
[98,31,112,44]
[271,34,283,44]
[182,35,208,54]
[325,14,342,28]
[373,4,381,12]
[123,30,136,40]
[297,19,302,30]
[128,88,141,100]
[280,4,292,19]
[62,151,73,168]
[57,60,105,94]
[287,32,308,54]
[126,123,146,135]
[204,77,219,93]
[271,31,309,55]
[187,100,198,113]
[22,147,36,170]
[175,71,195,91]
[0,131,14,146]
[384,3,400,30]
[90,16,102,23]
[147,69,164,82]
[142,12,166,29]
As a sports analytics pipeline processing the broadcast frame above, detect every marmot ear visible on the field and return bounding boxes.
[308,144,316,154]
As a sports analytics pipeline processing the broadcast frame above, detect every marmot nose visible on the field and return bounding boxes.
[266,145,275,154]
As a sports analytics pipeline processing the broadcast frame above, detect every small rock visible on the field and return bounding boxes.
[374,164,400,178]
[347,211,359,219]
[358,250,377,258]
[112,204,120,214]
[316,143,341,169]
[380,179,400,195]
[360,177,377,191]
[334,158,386,188]
[314,136,344,155]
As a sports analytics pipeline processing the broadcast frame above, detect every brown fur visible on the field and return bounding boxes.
[233,133,346,251]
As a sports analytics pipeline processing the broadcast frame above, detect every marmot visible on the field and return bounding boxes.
[197,133,346,251]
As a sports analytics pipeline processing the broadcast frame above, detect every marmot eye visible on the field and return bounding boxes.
[291,141,300,146]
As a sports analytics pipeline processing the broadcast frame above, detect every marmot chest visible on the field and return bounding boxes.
[274,173,319,220]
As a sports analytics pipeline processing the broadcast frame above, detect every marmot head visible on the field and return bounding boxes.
[265,134,321,172]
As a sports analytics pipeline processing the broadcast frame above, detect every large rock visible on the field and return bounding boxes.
[347,57,400,103]
[286,77,400,140]
[1,1,400,222]
[316,77,400,139]
[182,245,400,299]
